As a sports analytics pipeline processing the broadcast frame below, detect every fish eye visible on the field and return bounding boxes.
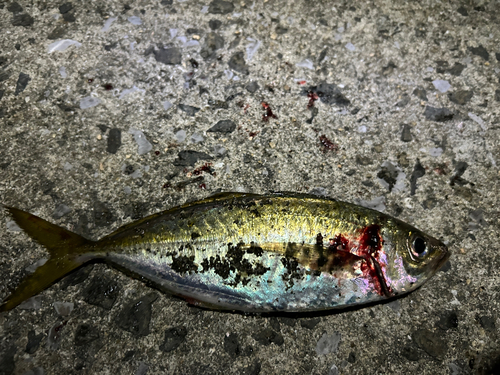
[410,236,428,259]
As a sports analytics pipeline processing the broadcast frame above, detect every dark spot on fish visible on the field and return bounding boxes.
[191,232,201,240]
[201,255,232,279]
[316,233,323,245]
[171,255,198,274]
[280,256,302,289]
[247,244,264,257]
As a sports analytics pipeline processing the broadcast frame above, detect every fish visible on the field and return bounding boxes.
[1,192,450,313]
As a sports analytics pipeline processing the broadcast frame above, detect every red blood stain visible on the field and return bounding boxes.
[297,80,307,85]
[192,163,215,176]
[307,92,319,108]
[328,234,351,252]
[103,83,113,90]
[319,135,338,152]
[155,151,160,155]
[248,131,258,138]
[199,183,206,189]
[433,163,448,175]
[356,225,392,297]
[87,78,94,83]
[261,102,277,122]
[162,183,171,189]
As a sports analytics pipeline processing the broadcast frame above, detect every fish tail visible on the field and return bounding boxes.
[1,206,97,312]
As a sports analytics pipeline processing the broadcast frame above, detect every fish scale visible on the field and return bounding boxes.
[1,192,449,313]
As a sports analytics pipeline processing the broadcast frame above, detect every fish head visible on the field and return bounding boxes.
[383,222,450,295]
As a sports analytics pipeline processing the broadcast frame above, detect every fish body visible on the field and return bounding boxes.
[1,192,449,313]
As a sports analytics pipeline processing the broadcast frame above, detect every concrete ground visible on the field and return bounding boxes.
[0,0,499,374]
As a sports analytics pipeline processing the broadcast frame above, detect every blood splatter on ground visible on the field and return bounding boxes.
[261,102,277,122]
[319,135,338,152]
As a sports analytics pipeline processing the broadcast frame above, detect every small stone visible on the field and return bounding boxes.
[200,32,224,59]
[448,63,465,76]
[245,81,259,93]
[423,106,454,122]
[7,2,23,12]
[478,316,496,332]
[61,265,93,288]
[107,128,121,154]
[208,0,234,14]
[47,320,66,350]
[410,159,425,196]
[15,72,31,95]
[401,124,413,142]
[173,150,213,166]
[154,47,182,65]
[345,42,355,51]
[448,90,473,105]
[80,96,101,109]
[494,89,500,102]
[0,345,16,374]
[242,362,261,375]
[128,16,142,25]
[52,204,72,219]
[316,332,341,355]
[208,120,236,133]
[159,326,188,352]
[328,364,339,375]
[435,60,449,73]
[457,6,468,16]
[413,329,447,359]
[252,328,284,346]
[19,296,42,310]
[396,94,410,107]
[26,331,44,354]
[401,345,420,361]
[82,275,120,310]
[300,318,321,329]
[178,104,200,116]
[356,155,372,165]
[12,13,34,27]
[174,129,187,143]
[305,82,350,106]
[0,70,11,82]
[59,3,73,14]
[377,162,399,191]
[347,351,356,363]
[228,52,249,74]
[62,12,75,22]
[53,301,74,316]
[413,87,428,101]
[47,26,66,40]
[115,293,158,337]
[128,128,152,155]
[468,45,489,60]
[468,112,484,127]
[209,19,222,30]
[74,324,100,346]
[190,133,204,143]
[224,333,241,357]
[436,311,459,330]
[432,79,451,93]
[135,362,149,375]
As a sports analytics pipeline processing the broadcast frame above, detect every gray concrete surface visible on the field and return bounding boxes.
[0,0,499,374]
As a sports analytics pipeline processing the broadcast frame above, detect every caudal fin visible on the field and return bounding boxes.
[1,206,95,312]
